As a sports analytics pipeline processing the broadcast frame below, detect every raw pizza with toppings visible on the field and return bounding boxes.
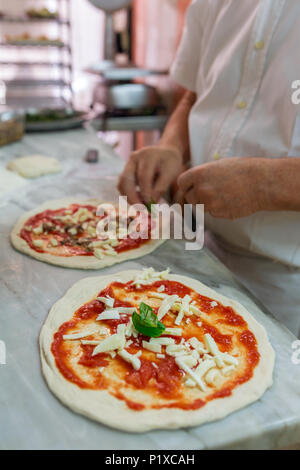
[11,198,164,269]
[40,268,275,432]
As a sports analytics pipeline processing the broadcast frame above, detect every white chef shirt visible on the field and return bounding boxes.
[171,0,300,267]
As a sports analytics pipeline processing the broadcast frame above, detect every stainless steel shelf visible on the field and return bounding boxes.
[5,79,71,88]
[0,61,71,69]
[0,0,73,108]
[0,16,70,25]
[5,96,69,109]
[91,114,168,132]
[86,64,169,81]
[0,41,67,49]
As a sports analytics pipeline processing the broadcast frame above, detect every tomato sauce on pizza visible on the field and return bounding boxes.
[51,269,260,411]
[20,203,152,258]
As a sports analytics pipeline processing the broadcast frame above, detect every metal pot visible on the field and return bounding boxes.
[94,83,160,112]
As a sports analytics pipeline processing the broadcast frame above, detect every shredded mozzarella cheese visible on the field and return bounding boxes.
[97,296,115,307]
[142,341,162,353]
[118,349,141,370]
[204,334,225,368]
[157,295,178,321]
[92,333,125,356]
[164,327,182,337]
[149,337,175,345]
[175,357,206,391]
[63,328,99,341]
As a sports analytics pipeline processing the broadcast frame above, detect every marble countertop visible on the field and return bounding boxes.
[0,130,300,450]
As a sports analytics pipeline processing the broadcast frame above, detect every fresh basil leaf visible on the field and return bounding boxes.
[146,198,155,213]
[139,302,157,326]
[132,303,166,338]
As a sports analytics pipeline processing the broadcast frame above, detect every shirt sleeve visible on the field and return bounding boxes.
[170,0,205,92]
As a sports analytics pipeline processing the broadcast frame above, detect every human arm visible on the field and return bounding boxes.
[177,157,300,219]
[118,90,196,204]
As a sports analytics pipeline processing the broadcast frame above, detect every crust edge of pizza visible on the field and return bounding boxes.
[39,269,275,433]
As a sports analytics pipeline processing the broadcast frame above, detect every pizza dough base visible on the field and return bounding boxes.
[40,269,275,433]
[10,198,165,270]
[7,155,62,179]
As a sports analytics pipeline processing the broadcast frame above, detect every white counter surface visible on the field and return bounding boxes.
[0,130,299,450]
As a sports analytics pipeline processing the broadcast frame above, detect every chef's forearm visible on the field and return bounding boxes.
[158,90,196,163]
[258,157,300,211]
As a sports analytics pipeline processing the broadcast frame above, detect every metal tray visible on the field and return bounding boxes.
[25,108,89,132]
[3,39,65,47]
[86,62,168,81]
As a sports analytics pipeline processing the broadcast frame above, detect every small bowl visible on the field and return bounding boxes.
[0,108,24,147]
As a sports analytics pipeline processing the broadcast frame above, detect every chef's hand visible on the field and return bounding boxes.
[177,158,270,219]
[118,145,183,205]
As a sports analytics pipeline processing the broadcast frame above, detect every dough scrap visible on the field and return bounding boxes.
[7,154,62,178]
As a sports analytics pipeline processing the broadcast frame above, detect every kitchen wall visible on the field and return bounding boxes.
[131,0,192,149]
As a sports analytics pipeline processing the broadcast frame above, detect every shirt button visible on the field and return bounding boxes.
[237,100,247,109]
[254,40,264,50]
[213,152,221,160]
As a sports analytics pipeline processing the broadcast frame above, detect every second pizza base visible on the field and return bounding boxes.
[10,198,165,269]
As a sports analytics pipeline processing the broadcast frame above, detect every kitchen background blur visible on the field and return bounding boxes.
[0,0,191,158]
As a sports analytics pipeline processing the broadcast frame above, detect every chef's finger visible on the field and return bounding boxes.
[152,161,178,201]
[174,189,186,207]
[185,187,198,205]
[177,168,194,194]
[118,161,142,205]
[137,157,157,204]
